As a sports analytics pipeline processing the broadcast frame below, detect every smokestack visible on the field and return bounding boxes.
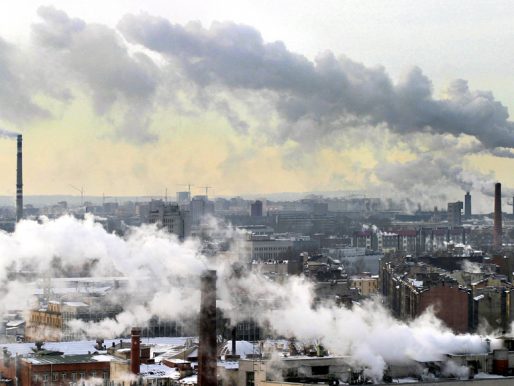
[16,134,23,222]
[464,192,471,219]
[494,182,502,250]
[130,327,141,375]
[198,270,217,386]
[231,327,237,356]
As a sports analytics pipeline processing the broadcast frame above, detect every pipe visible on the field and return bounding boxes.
[198,270,217,386]
[16,134,23,222]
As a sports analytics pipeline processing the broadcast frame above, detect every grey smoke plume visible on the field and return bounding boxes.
[117,14,514,151]
[31,6,160,142]
[0,38,49,125]
[0,127,19,138]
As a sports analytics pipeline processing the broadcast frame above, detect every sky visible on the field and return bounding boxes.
[0,1,513,212]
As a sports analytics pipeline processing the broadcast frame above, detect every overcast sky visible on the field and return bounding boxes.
[0,1,513,211]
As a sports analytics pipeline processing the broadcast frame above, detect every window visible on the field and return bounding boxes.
[80,372,85,379]
[71,372,77,381]
[61,372,67,380]
[311,366,330,376]
[246,372,255,386]
[92,371,96,378]
[53,372,59,381]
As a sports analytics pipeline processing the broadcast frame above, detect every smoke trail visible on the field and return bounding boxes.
[0,127,19,138]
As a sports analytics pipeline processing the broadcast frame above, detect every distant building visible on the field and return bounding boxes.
[148,200,191,239]
[242,234,294,261]
[190,196,214,226]
[350,275,379,296]
[177,191,191,206]
[447,201,463,226]
[250,200,263,217]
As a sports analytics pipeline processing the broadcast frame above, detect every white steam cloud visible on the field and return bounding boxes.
[0,215,493,382]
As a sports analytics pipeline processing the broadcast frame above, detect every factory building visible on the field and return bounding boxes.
[447,201,463,226]
[380,258,514,333]
[242,234,294,261]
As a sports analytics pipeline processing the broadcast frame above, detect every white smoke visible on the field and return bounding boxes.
[216,269,487,381]
[0,215,208,337]
[461,260,483,274]
[0,215,493,382]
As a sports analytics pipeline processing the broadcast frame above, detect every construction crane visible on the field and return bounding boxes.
[199,186,213,197]
[102,193,115,205]
[69,184,85,206]
[179,183,194,194]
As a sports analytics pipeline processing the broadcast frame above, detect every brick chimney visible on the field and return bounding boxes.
[131,327,141,375]
[198,270,217,386]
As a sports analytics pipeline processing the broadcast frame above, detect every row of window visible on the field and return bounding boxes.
[34,371,109,382]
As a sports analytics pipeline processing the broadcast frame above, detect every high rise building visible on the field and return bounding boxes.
[177,191,191,205]
[148,200,191,239]
[190,196,215,225]
[464,192,471,219]
[250,200,263,217]
[447,201,463,226]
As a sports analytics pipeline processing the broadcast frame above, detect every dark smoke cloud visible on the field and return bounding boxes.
[118,14,514,150]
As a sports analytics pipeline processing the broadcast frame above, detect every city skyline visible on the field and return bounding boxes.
[1,1,514,213]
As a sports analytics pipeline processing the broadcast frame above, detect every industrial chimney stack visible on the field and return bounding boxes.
[16,134,23,222]
[130,327,141,375]
[198,270,217,386]
[494,182,502,250]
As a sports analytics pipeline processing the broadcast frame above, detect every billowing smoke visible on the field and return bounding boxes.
[217,264,487,381]
[0,215,493,381]
[0,215,207,337]
[117,13,514,152]
[0,8,512,204]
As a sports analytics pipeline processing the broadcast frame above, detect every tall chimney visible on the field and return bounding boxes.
[464,192,471,219]
[198,270,217,386]
[231,327,237,356]
[16,134,23,222]
[494,182,502,250]
[130,327,141,375]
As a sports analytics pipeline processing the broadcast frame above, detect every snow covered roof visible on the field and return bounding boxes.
[219,341,260,359]
[140,364,180,380]
[5,320,24,328]
[1,337,190,357]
